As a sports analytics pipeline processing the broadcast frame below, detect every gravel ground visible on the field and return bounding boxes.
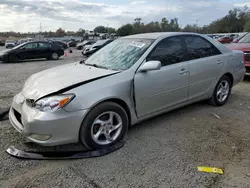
[0,46,250,188]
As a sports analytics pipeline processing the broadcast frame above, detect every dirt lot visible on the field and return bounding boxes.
[0,46,250,188]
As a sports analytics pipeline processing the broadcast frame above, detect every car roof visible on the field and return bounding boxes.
[53,40,66,43]
[25,41,49,43]
[122,32,201,39]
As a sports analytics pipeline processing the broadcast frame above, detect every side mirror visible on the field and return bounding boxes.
[139,60,161,72]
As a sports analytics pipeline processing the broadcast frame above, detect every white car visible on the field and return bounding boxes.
[5,40,16,48]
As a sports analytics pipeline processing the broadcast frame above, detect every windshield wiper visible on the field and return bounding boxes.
[79,59,86,64]
[80,60,118,71]
[91,64,109,70]
[81,61,109,70]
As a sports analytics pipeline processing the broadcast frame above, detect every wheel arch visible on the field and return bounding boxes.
[87,98,132,127]
[223,72,234,85]
[8,53,20,62]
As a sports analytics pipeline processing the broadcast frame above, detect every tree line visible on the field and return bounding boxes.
[0,6,249,39]
[117,6,250,36]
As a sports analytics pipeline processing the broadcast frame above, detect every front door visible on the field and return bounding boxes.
[18,42,38,60]
[183,35,225,100]
[134,36,190,118]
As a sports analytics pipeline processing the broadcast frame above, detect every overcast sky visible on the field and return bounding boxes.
[0,0,249,32]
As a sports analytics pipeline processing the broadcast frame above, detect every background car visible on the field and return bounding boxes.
[226,32,250,75]
[67,40,78,47]
[232,33,247,43]
[81,44,93,56]
[0,40,5,46]
[76,40,95,50]
[217,36,233,44]
[83,39,113,57]
[49,40,68,49]
[0,41,64,63]
[17,38,33,45]
[5,40,16,48]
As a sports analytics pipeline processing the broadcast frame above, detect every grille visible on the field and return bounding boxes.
[13,108,23,126]
[246,66,250,73]
[244,52,250,62]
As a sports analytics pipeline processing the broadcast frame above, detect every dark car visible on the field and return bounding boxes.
[0,41,5,46]
[67,41,78,47]
[0,41,64,63]
[76,40,95,50]
[50,40,68,49]
[82,39,113,57]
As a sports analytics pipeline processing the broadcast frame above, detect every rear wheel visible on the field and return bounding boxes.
[50,52,59,60]
[9,55,19,63]
[79,102,128,150]
[209,75,232,106]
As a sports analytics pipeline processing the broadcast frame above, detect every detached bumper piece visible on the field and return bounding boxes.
[6,141,124,160]
[0,108,9,121]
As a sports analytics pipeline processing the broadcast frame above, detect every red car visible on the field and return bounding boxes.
[226,33,250,75]
[217,36,233,44]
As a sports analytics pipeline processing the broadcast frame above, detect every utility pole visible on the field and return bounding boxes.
[40,23,42,33]
[195,20,199,33]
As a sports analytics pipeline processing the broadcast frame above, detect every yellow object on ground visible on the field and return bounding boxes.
[197,166,224,174]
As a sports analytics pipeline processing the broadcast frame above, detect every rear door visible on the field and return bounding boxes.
[183,35,224,100]
[134,36,190,118]
[37,42,51,58]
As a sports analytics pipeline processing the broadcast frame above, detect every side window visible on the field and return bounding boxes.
[147,37,185,66]
[184,36,221,60]
[23,43,38,49]
[38,43,51,48]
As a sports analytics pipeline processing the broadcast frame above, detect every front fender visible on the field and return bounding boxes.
[63,70,135,112]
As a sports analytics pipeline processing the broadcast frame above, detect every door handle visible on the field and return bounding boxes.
[217,60,224,65]
[179,68,189,75]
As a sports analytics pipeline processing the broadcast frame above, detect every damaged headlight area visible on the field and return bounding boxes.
[34,94,75,112]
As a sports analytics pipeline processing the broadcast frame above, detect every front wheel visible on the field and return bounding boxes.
[9,54,19,63]
[209,75,232,106]
[79,102,128,150]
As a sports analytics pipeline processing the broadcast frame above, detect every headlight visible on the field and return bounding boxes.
[34,94,75,112]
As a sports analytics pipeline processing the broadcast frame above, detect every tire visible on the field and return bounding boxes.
[79,102,128,150]
[209,75,232,106]
[9,54,19,63]
[50,52,59,60]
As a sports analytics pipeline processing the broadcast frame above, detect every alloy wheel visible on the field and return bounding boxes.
[91,111,123,145]
[216,80,230,102]
[52,53,59,60]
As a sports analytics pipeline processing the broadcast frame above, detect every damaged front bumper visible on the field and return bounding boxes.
[9,92,88,146]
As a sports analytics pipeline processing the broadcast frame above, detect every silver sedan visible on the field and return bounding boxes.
[9,32,246,149]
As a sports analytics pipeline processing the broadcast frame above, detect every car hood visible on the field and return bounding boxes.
[22,62,119,100]
[226,43,250,51]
